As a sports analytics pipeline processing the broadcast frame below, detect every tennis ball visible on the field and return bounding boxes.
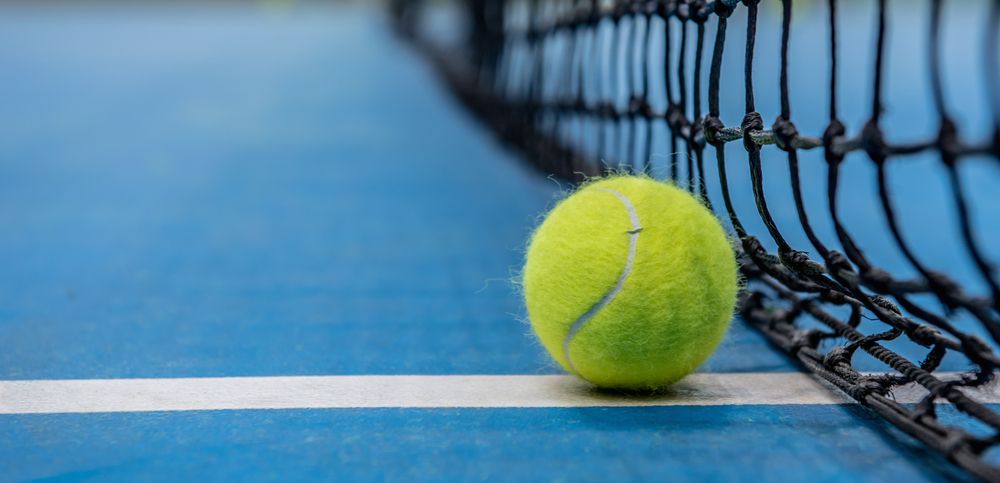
[523,176,738,390]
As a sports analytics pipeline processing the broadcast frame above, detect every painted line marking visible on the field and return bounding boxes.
[0,372,996,414]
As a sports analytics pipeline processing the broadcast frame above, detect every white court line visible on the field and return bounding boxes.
[0,372,997,415]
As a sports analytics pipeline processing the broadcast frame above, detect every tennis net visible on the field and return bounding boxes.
[395,0,1000,479]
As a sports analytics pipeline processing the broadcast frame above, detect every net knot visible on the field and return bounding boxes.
[772,116,798,151]
[666,103,688,132]
[598,102,619,121]
[689,0,710,23]
[924,270,962,303]
[742,235,770,261]
[690,115,704,146]
[789,329,821,353]
[992,127,1000,159]
[938,117,959,166]
[823,346,851,368]
[869,295,902,316]
[860,266,893,293]
[703,116,725,145]
[824,250,854,277]
[639,100,655,119]
[675,1,690,21]
[713,0,736,18]
[628,95,646,117]
[740,111,764,151]
[610,1,628,20]
[779,249,825,276]
[961,336,994,365]
[819,288,850,305]
[911,324,942,347]
[822,119,846,162]
[848,376,887,402]
[584,6,602,27]
[656,0,674,18]
[861,119,888,163]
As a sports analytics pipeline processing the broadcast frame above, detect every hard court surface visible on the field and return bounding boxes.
[0,3,993,481]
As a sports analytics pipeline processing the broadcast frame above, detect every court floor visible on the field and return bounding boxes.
[0,3,991,481]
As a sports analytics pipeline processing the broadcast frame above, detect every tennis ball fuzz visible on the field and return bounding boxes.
[523,176,738,390]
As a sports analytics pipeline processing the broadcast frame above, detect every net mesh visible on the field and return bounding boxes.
[395,0,1000,479]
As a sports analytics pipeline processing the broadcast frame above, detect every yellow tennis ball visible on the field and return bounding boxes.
[523,176,738,390]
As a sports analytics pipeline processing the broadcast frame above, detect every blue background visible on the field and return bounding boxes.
[0,2,995,481]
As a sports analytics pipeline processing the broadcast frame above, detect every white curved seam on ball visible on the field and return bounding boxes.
[562,187,643,377]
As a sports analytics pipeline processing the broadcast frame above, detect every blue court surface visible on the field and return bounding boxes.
[0,2,997,482]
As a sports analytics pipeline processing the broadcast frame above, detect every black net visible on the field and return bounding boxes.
[395,0,1000,479]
